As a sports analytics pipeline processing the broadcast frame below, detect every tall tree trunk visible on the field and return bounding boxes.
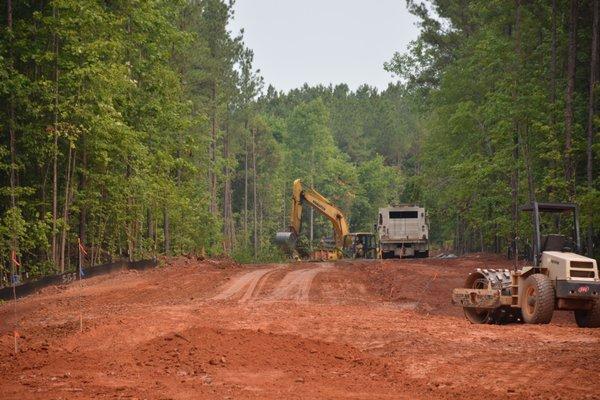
[259,197,263,254]
[494,221,500,254]
[147,209,154,247]
[522,125,536,203]
[126,164,134,262]
[510,0,522,269]
[244,137,248,245]
[78,134,87,252]
[222,124,233,253]
[223,141,229,252]
[174,143,182,257]
[59,147,76,272]
[163,208,170,256]
[252,129,258,259]
[564,0,579,198]
[587,0,599,255]
[546,0,560,198]
[7,0,17,285]
[7,0,15,210]
[209,82,218,216]
[52,133,58,267]
[551,0,558,106]
[454,215,459,254]
[51,3,60,269]
[282,182,286,229]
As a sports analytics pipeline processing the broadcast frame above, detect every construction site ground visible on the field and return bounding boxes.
[1,254,599,399]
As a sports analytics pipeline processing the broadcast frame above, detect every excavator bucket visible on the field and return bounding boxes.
[275,231,296,252]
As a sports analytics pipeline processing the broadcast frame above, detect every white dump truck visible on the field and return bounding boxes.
[377,205,429,258]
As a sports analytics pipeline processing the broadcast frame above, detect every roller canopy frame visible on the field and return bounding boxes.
[519,201,581,266]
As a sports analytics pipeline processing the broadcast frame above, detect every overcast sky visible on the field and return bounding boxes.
[228,1,420,92]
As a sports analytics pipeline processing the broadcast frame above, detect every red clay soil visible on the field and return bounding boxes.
[1,255,599,399]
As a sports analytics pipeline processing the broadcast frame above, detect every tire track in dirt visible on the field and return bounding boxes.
[268,263,333,302]
[213,267,281,302]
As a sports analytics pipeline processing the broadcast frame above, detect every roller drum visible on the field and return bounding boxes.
[463,268,521,325]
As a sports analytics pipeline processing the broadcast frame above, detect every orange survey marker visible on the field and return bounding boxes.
[13,329,19,354]
[78,238,88,256]
[11,250,20,267]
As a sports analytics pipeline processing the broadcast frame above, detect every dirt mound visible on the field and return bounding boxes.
[339,255,513,316]
[131,327,402,397]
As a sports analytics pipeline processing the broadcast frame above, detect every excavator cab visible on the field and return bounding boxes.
[347,233,380,259]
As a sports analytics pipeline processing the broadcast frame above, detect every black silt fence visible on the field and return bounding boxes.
[0,259,158,301]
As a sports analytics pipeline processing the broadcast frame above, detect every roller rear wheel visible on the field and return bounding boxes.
[574,300,600,328]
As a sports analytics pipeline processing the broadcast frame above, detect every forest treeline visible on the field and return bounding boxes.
[0,0,598,280]
[387,0,599,256]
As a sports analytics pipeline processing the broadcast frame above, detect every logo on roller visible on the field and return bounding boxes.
[577,285,590,294]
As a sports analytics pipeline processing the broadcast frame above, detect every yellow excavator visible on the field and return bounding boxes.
[275,179,380,260]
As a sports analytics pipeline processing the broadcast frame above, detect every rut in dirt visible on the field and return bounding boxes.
[212,267,281,302]
[212,263,333,303]
[267,263,333,302]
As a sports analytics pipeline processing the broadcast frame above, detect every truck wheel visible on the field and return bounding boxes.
[521,274,555,324]
[574,300,600,328]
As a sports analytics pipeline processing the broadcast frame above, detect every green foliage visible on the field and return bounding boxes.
[351,156,400,231]
[386,0,599,255]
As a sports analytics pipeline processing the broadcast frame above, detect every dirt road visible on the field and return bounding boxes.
[1,255,599,399]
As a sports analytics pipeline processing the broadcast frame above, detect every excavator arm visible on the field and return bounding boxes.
[276,179,350,251]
